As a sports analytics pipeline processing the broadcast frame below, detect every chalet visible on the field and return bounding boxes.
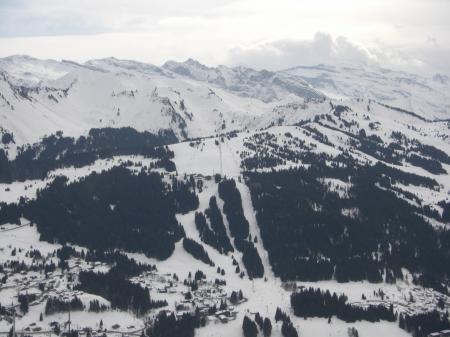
[218,314,228,323]
[176,303,190,311]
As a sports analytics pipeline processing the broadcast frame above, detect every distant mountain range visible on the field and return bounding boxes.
[0,55,450,336]
[1,55,448,151]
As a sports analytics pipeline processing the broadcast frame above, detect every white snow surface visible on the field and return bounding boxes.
[1,55,449,150]
[1,55,450,337]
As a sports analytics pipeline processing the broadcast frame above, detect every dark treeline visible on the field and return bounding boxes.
[246,152,450,293]
[55,246,156,277]
[281,321,299,337]
[242,121,449,184]
[274,308,299,337]
[0,127,177,183]
[218,178,264,278]
[85,250,156,276]
[390,130,450,172]
[45,297,84,315]
[414,143,450,165]
[205,197,229,241]
[18,293,37,314]
[196,197,234,254]
[183,238,215,266]
[242,316,258,337]
[439,201,450,223]
[319,118,449,175]
[88,299,108,312]
[399,310,450,337]
[243,314,272,337]
[76,270,167,316]
[241,132,303,171]
[57,246,165,316]
[146,310,203,337]
[0,166,199,260]
[195,211,233,254]
[406,153,446,175]
[0,252,56,275]
[291,288,396,323]
[170,176,200,214]
[218,178,249,239]
[234,238,264,279]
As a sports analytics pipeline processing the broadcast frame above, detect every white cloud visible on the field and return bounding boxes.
[0,0,449,75]
[228,33,378,70]
[227,33,450,75]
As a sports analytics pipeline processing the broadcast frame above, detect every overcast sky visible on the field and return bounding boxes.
[0,0,449,75]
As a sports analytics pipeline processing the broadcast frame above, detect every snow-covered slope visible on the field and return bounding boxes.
[284,64,450,120]
[1,56,450,337]
[0,57,230,145]
[1,56,449,152]
[162,58,325,102]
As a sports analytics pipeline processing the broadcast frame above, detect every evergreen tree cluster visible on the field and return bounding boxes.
[45,296,84,315]
[85,250,156,277]
[241,313,271,337]
[18,293,37,314]
[0,166,200,260]
[398,310,450,337]
[218,178,249,240]
[438,201,450,223]
[0,254,57,275]
[170,176,199,214]
[406,153,446,175]
[218,179,264,278]
[76,270,167,316]
[281,321,298,337]
[310,117,449,175]
[88,299,108,312]
[246,155,450,292]
[56,245,82,261]
[194,270,206,281]
[230,290,244,304]
[275,307,290,323]
[183,238,215,266]
[347,327,359,337]
[290,288,396,323]
[1,131,14,145]
[242,316,258,337]
[241,131,306,171]
[0,127,177,183]
[146,310,201,337]
[234,238,264,279]
[274,308,298,337]
[254,313,272,337]
[195,197,233,254]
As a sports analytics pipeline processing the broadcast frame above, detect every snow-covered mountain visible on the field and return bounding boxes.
[2,55,448,150]
[162,58,324,102]
[284,64,450,120]
[1,55,450,337]
[0,56,321,149]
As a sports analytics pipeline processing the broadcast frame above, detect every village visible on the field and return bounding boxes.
[0,222,248,336]
[130,270,247,325]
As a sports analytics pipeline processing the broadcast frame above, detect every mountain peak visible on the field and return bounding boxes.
[184,58,208,68]
[85,57,165,75]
